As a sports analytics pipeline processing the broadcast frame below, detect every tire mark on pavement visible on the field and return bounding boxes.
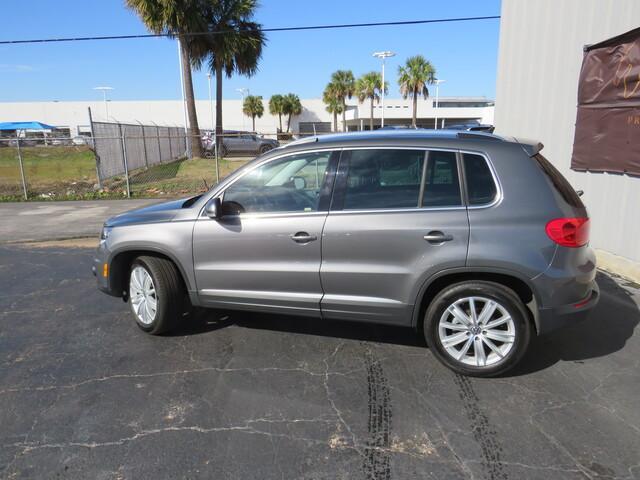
[362,350,392,480]
[454,374,508,480]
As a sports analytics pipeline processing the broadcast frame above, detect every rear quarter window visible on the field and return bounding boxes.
[533,154,585,209]
[463,153,498,205]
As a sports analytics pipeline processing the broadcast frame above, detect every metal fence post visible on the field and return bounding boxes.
[15,135,28,200]
[168,127,174,160]
[154,124,162,164]
[138,120,149,169]
[118,123,131,198]
[87,107,102,188]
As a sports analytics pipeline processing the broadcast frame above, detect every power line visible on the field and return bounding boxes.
[0,15,500,45]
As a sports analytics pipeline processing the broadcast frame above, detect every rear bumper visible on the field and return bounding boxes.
[536,281,599,335]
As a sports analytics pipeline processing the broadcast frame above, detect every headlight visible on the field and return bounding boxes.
[100,226,112,241]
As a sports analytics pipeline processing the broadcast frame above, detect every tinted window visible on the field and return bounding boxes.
[533,154,585,208]
[422,151,462,207]
[342,149,424,210]
[463,153,498,205]
[223,152,332,213]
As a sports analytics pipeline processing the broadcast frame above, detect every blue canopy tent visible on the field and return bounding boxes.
[0,121,56,131]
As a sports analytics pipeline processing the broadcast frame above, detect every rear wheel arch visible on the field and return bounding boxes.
[413,269,538,334]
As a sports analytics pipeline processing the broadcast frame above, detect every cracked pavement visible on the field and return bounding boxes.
[1,245,639,479]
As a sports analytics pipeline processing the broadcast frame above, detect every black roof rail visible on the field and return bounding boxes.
[456,132,503,141]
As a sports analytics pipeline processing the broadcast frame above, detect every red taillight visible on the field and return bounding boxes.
[545,218,590,247]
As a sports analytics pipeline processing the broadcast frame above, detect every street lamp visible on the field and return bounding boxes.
[373,51,395,129]
[236,87,249,131]
[433,79,446,129]
[93,86,114,119]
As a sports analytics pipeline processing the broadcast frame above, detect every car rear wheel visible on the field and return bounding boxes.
[423,281,531,377]
[259,145,273,154]
[128,256,183,335]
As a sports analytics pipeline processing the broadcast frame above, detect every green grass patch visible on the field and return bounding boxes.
[0,146,249,201]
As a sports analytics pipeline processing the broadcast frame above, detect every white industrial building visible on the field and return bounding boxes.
[494,0,640,279]
[0,96,494,137]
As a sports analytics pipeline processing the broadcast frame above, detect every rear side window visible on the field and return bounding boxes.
[463,153,498,205]
[533,154,585,208]
[341,149,425,209]
[422,151,462,207]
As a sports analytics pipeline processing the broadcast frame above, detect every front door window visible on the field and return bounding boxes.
[223,151,332,214]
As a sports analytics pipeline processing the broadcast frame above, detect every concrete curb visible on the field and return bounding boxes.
[596,249,640,284]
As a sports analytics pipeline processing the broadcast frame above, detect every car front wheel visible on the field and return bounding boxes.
[423,281,532,377]
[128,256,183,335]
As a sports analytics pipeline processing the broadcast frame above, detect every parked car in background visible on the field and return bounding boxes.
[71,136,88,146]
[94,130,598,377]
[202,131,279,157]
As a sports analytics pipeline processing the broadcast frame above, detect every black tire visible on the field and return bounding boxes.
[423,281,532,377]
[259,145,273,154]
[128,256,184,335]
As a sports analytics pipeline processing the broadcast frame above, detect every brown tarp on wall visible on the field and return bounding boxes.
[571,27,640,175]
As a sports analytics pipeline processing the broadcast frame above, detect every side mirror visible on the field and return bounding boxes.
[205,197,222,219]
[292,176,306,190]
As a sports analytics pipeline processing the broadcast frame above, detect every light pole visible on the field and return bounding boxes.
[373,51,395,129]
[236,88,249,131]
[433,79,446,129]
[93,86,114,119]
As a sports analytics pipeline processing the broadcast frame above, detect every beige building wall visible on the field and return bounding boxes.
[494,0,640,274]
[0,98,494,136]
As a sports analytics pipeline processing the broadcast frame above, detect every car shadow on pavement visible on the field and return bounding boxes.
[511,270,640,376]
[175,308,426,348]
[174,270,638,375]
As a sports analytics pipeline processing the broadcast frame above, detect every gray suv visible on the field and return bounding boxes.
[94,130,598,377]
[203,131,279,157]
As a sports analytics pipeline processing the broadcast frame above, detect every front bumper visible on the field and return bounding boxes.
[92,241,118,296]
[536,281,599,335]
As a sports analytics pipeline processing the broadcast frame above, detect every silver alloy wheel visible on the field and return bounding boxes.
[129,265,158,325]
[438,296,516,367]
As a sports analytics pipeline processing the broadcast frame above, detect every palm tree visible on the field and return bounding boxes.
[192,0,266,154]
[330,70,355,131]
[242,95,264,132]
[126,0,208,157]
[282,93,302,132]
[268,94,285,132]
[355,72,387,130]
[397,55,436,128]
[322,83,344,132]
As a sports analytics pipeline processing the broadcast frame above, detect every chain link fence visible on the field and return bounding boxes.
[0,133,252,201]
[0,126,332,201]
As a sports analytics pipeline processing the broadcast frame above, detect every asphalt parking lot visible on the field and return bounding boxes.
[1,243,639,479]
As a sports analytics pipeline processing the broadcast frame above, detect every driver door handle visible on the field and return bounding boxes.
[423,232,453,243]
[290,232,317,243]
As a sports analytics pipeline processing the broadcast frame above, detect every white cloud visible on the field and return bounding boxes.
[0,64,36,72]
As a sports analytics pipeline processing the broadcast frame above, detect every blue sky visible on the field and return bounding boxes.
[0,0,501,102]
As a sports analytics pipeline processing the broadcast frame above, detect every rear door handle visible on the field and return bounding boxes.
[290,232,317,243]
[424,232,453,243]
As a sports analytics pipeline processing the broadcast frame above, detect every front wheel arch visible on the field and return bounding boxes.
[109,249,190,299]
